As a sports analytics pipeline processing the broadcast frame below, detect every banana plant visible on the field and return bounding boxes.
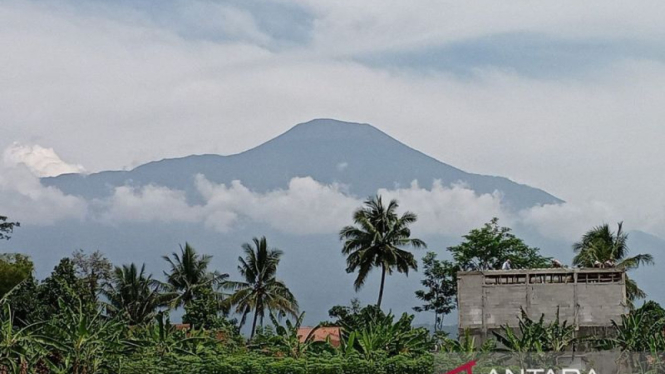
[0,303,55,374]
[46,299,131,374]
[129,312,217,357]
[264,312,328,358]
[339,312,432,359]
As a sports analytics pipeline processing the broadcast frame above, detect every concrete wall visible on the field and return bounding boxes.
[457,269,626,337]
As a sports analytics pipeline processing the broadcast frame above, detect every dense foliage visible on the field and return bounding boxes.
[0,205,660,373]
[573,222,654,307]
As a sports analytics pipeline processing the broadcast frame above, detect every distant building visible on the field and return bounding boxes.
[297,326,342,347]
[457,268,626,339]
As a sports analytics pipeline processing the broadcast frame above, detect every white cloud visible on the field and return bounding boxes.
[377,181,509,236]
[96,176,359,235]
[1,0,665,242]
[519,200,621,240]
[297,0,665,55]
[94,185,203,224]
[0,163,87,224]
[197,175,360,234]
[93,175,625,242]
[3,142,85,177]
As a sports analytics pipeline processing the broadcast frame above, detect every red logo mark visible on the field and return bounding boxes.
[445,361,476,374]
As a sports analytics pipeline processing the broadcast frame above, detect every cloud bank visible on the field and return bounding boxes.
[88,175,650,241]
[0,163,87,225]
[0,141,658,242]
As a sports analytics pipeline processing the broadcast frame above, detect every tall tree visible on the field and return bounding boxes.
[0,254,33,298]
[340,196,426,308]
[162,243,228,309]
[226,236,298,338]
[0,216,19,240]
[72,249,113,304]
[413,252,457,331]
[102,263,165,325]
[36,258,93,320]
[573,222,654,307]
[448,217,550,271]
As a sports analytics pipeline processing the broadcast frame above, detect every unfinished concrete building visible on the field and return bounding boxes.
[457,268,627,339]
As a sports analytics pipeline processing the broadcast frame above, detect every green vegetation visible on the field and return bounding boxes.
[340,196,426,308]
[0,205,661,373]
[412,218,552,328]
[448,217,551,271]
[0,216,19,241]
[573,222,654,307]
[226,236,298,338]
[0,254,33,298]
[413,252,456,332]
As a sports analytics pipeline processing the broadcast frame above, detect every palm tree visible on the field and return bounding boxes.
[340,196,426,308]
[102,263,166,325]
[162,243,228,309]
[225,237,298,338]
[573,222,654,307]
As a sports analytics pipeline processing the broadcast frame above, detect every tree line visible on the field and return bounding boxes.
[0,195,659,373]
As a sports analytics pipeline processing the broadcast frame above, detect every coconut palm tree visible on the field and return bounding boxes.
[340,195,426,308]
[573,222,654,307]
[225,236,298,338]
[162,243,228,309]
[102,263,167,325]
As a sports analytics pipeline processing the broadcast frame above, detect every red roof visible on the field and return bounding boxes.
[297,326,342,347]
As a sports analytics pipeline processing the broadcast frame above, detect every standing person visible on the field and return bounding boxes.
[501,259,511,270]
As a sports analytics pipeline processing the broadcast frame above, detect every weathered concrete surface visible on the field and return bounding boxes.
[457,268,626,337]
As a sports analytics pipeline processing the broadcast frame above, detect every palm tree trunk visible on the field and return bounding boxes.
[377,263,386,308]
[250,309,260,339]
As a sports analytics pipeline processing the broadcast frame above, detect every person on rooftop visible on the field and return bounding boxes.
[501,259,511,270]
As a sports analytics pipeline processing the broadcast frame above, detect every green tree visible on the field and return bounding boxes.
[6,274,40,326]
[36,258,93,321]
[103,263,165,326]
[162,243,228,309]
[413,252,456,331]
[328,299,384,333]
[72,249,113,304]
[0,215,19,240]
[226,236,298,338]
[0,254,34,298]
[573,222,654,307]
[448,217,550,271]
[340,196,426,308]
[182,286,232,330]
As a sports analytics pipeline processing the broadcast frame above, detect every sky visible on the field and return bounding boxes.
[1,0,665,240]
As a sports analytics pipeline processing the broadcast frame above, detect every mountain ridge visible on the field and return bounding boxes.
[42,118,562,210]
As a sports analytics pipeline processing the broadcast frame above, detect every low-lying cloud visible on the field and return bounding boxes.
[0,145,660,242]
[89,175,649,241]
[0,163,87,225]
[3,143,86,178]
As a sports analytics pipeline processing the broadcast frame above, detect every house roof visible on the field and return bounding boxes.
[297,326,342,347]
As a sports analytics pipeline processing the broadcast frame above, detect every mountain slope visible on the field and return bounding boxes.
[42,119,561,209]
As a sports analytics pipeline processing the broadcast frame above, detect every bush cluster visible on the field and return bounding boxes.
[119,353,434,374]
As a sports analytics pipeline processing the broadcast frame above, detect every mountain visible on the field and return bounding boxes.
[42,119,561,210]
[8,118,579,327]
